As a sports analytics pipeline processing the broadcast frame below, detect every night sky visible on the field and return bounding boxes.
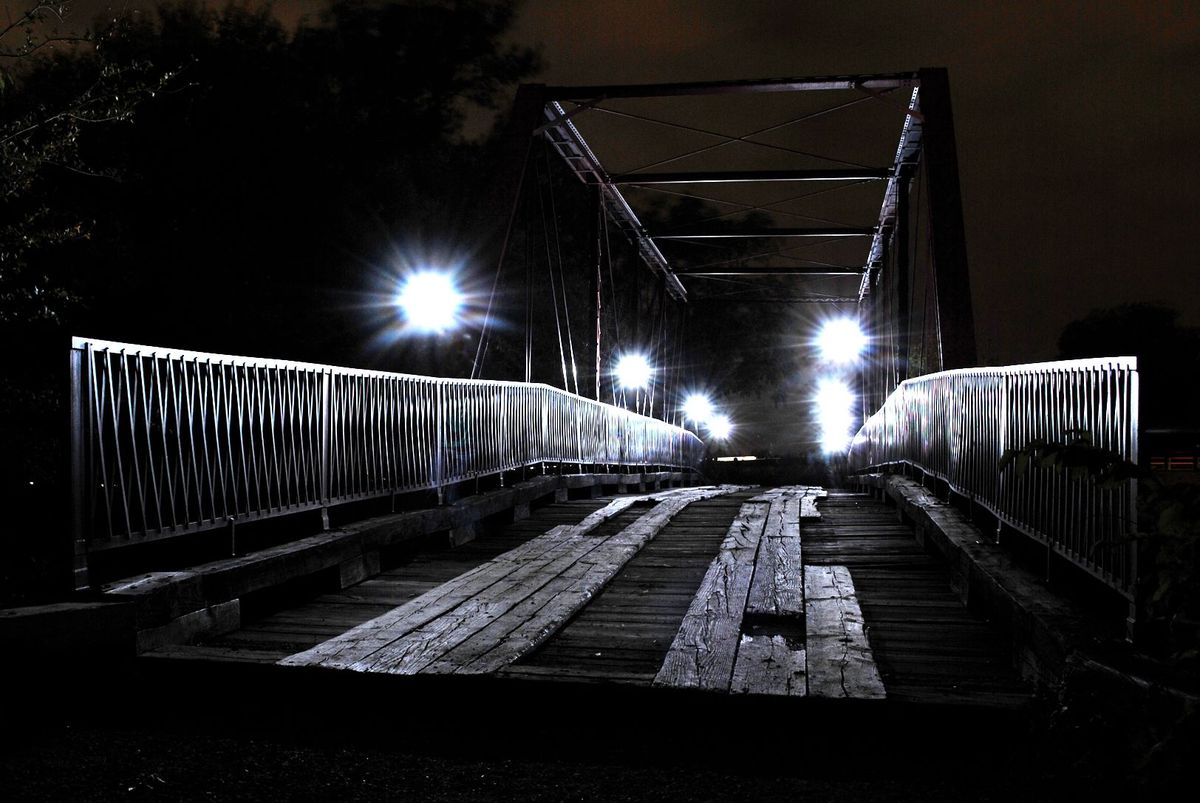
[56,0,1200,367]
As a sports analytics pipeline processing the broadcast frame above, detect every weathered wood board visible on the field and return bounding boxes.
[280,486,736,673]
[730,634,806,696]
[747,485,825,520]
[653,501,768,691]
[745,497,803,619]
[804,564,886,699]
[428,492,714,674]
[798,488,827,521]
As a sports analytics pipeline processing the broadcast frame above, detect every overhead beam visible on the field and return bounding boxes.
[654,228,874,240]
[543,73,919,101]
[678,267,865,277]
[696,297,861,304]
[614,169,889,185]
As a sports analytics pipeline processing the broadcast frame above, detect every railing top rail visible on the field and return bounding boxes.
[893,355,1138,386]
[72,336,696,434]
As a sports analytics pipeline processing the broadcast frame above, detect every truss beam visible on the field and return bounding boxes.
[654,228,874,240]
[538,101,687,300]
[543,73,919,101]
[860,87,924,298]
[677,267,865,277]
[614,169,889,184]
[697,297,860,304]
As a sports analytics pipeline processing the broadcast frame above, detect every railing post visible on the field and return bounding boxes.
[1127,365,1141,641]
[69,342,90,592]
[435,381,446,505]
[319,368,332,528]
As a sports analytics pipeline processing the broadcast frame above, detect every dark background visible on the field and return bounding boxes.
[4,1,1198,600]
[56,0,1200,366]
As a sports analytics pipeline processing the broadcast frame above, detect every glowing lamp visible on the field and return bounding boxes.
[682,393,714,425]
[615,353,652,390]
[396,270,463,333]
[816,317,867,364]
[706,414,733,440]
[815,377,855,453]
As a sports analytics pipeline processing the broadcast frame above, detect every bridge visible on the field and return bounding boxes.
[6,71,1181,790]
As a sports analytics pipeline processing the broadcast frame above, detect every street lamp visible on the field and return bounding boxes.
[395,268,465,377]
[396,270,463,334]
[815,377,855,453]
[682,393,714,426]
[816,317,867,364]
[614,353,652,390]
[613,353,653,416]
[706,413,733,440]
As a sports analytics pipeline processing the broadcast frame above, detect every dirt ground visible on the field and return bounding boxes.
[2,717,1052,803]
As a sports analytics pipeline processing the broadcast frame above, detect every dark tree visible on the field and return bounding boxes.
[0,0,540,603]
[1058,303,1200,429]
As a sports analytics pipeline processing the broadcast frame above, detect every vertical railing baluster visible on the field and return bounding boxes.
[69,342,89,590]
[435,380,445,504]
[320,368,332,520]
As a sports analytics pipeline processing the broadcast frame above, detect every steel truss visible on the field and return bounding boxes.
[490,70,976,393]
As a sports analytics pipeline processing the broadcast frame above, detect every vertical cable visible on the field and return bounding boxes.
[543,145,580,396]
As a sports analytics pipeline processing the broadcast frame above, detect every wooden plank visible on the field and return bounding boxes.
[281,487,734,672]
[653,501,768,691]
[279,526,593,669]
[745,498,803,618]
[730,634,806,696]
[141,644,292,664]
[355,489,731,673]
[425,492,726,674]
[497,664,654,685]
[433,545,630,674]
[278,496,639,669]
[804,564,886,699]
[799,487,827,521]
[347,541,606,673]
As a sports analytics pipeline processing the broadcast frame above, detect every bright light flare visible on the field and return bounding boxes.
[615,353,652,389]
[396,270,463,333]
[682,393,714,425]
[815,378,856,453]
[706,414,733,440]
[816,317,868,364]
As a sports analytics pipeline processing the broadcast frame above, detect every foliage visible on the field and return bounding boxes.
[1,1,173,326]
[1002,433,1200,666]
[998,430,1144,488]
[1058,303,1200,428]
[0,0,540,603]
[2,0,540,359]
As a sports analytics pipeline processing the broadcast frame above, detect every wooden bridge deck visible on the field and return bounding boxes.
[804,492,1031,706]
[182,498,615,663]
[503,491,754,685]
[154,486,1031,709]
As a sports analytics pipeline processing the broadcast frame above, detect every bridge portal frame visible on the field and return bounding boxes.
[485,70,977,412]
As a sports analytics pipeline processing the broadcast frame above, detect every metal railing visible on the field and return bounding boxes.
[70,337,705,549]
[848,357,1139,597]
